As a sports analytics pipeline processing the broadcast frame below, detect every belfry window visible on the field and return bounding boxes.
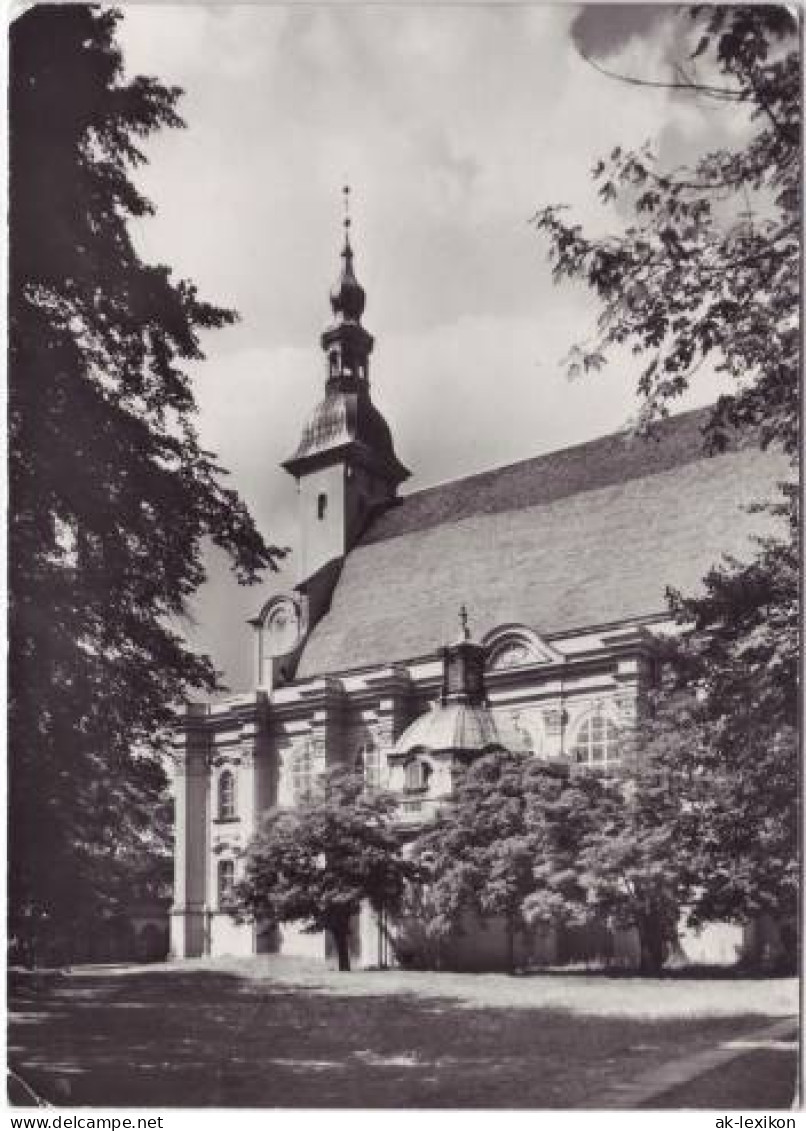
[218,770,236,820]
[572,713,620,766]
[317,493,328,520]
[218,859,235,908]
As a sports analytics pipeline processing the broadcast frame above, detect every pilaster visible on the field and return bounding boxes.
[170,704,210,959]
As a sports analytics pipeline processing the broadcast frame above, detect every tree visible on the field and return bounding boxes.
[578,766,692,976]
[523,756,693,975]
[533,6,799,965]
[8,5,281,959]
[523,770,606,936]
[235,769,416,971]
[643,686,797,971]
[535,5,799,455]
[413,752,556,971]
[648,491,799,967]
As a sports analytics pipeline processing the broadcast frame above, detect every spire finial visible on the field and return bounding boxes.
[342,183,352,252]
[459,604,470,641]
[329,183,365,322]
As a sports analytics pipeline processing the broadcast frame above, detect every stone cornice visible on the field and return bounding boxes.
[174,692,268,735]
[171,632,658,740]
[342,665,413,708]
[269,675,346,720]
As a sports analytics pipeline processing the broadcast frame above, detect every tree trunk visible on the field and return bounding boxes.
[778,919,798,975]
[332,924,351,972]
[506,916,516,974]
[637,916,666,975]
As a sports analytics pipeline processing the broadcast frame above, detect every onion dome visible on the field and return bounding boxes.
[329,185,366,324]
[330,233,366,323]
[392,699,530,760]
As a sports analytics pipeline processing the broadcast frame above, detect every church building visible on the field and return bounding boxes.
[170,209,787,968]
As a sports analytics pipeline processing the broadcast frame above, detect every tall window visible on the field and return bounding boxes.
[405,759,431,792]
[358,743,382,792]
[218,770,236,820]
[572,712,620,766]
[292,742,315,805]
[317,493,328,520]
[218,859,235,908]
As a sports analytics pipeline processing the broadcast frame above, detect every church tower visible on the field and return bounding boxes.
[282,189,410,585]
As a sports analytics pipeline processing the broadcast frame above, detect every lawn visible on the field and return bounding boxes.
[7,958,799,1108]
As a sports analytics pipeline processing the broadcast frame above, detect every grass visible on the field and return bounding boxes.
[7,957,799,1108]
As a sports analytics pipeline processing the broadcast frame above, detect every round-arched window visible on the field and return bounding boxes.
[572,712,620,766]
[218,770,236,820]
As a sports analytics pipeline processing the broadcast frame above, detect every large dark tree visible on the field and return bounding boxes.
[8,5,280,960]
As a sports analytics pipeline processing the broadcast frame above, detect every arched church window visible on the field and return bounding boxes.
[218,860,235,908]
[292,742,315,805]
[317,493,328,521]
[404,759,431,792]
[572,711,620,766]
[218,770,236,821]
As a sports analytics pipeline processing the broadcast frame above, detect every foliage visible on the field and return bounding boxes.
[635,470,798,963]
[534,5,799,454]
[650,488,799,958]
[412,752,560,970]
[642,683,798,968]
[524,770,609,930]
[235,769,417,970]
[534,5,799,964]
[579,766,690,975]
[412,750,689,974]
[523,751,694,975]
[8,5,281,960]
[667,484,799,731]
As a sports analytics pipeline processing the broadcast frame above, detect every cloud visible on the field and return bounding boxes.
[570,4,674,61]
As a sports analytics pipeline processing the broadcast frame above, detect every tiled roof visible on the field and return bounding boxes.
[296,409,789,678]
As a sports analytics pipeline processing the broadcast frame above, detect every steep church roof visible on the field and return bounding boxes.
[296,408,788,678]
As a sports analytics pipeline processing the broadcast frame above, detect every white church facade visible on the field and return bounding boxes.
[170,214,787,969]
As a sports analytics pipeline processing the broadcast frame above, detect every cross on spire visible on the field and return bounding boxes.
[459,604,470,641]
[342,184,352,253]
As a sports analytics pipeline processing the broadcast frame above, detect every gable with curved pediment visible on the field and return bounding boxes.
[482,624,564,670]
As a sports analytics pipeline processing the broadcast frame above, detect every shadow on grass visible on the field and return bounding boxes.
[7,965,796,1109]
[516,964,796,981]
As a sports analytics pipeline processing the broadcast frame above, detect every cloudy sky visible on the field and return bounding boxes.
[116,2,747,690]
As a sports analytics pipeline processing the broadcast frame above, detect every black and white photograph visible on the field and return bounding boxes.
[7,0,801,1113]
